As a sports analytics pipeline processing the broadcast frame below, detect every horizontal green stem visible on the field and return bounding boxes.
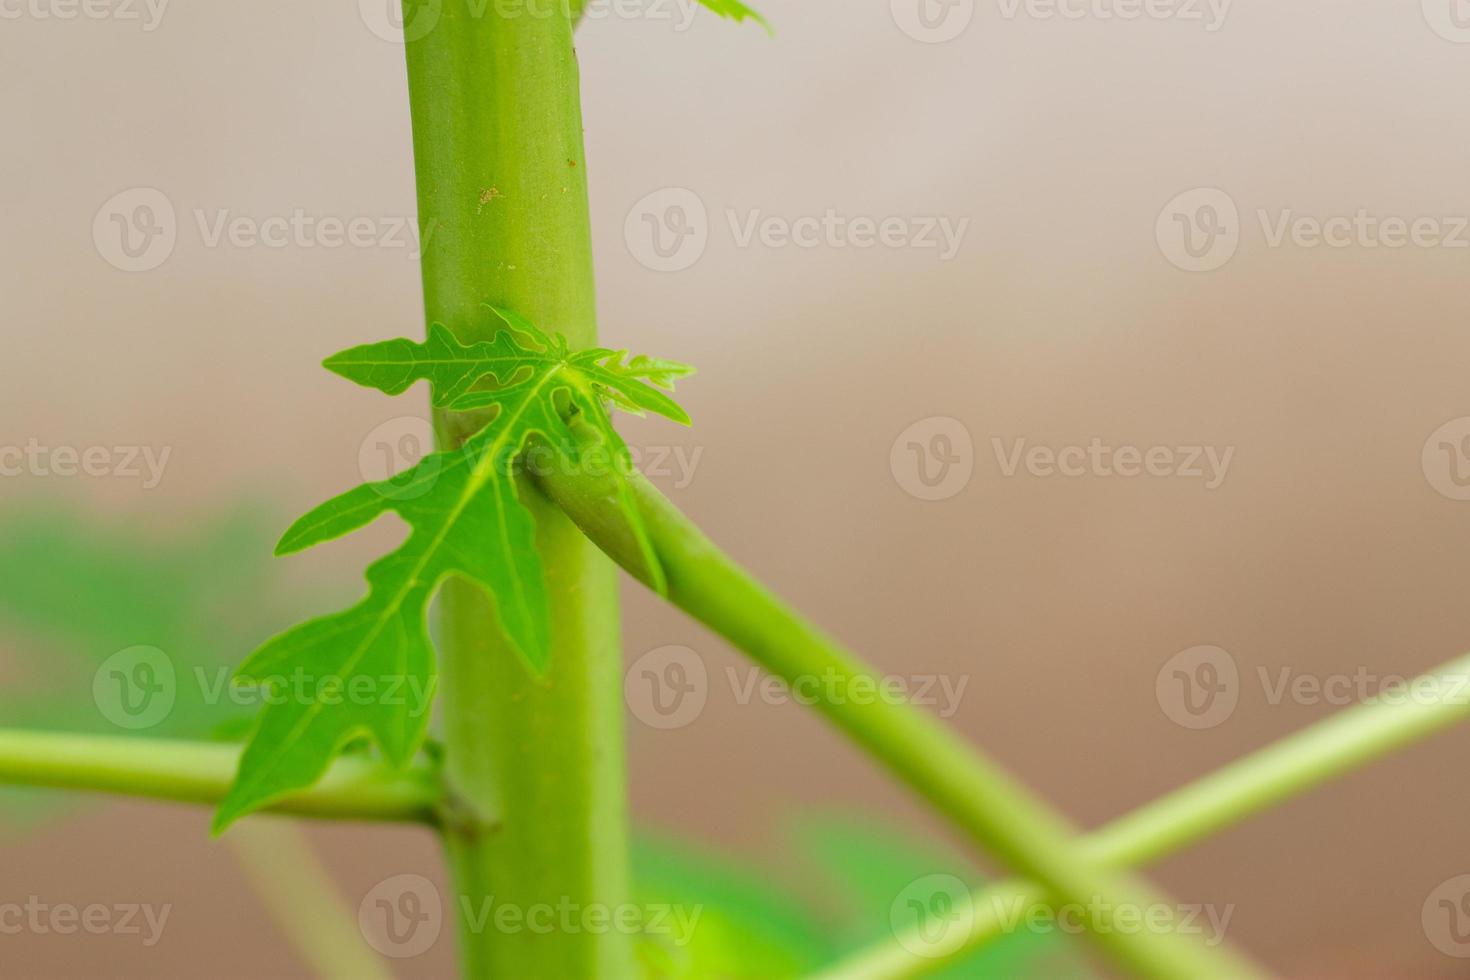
[813,652,1470,979]
[534,454,1265,980]
[0,730,439,824]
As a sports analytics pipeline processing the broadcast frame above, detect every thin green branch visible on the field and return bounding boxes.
[0,731,439,824]
[228,819,397,980]
[812,652,1470,979]
[534,448,1267,980]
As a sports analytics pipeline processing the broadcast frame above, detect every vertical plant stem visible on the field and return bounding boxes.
[400,2,634,977]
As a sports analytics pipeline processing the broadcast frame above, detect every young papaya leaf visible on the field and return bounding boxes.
[695,0,772,34]
[214,379,554,830]
[215,308,692,830]
[317,306,692,597]
[575,0,770,34]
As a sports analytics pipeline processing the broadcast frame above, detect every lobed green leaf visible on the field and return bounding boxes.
[217,307,693,830]
[696,0,772,34]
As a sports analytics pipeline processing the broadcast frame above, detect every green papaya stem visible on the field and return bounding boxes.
[814,651,1470,979]
[0,731,437,822]
[533,452,1266,979]
[400,1,634,977]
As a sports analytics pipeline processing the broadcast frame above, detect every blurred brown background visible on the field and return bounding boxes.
[7,0,1470,976]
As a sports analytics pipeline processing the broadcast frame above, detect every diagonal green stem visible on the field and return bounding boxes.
[533,452,1266,980]
[0,730,438,823]
[228,819,397,980]
[813,652,1470,979]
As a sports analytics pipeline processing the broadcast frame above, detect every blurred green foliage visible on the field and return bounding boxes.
[634,816,1091,978]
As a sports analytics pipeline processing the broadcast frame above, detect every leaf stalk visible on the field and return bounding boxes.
[811,651,1470,978]
[534,452,1266,980]
[0,731,438,824]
